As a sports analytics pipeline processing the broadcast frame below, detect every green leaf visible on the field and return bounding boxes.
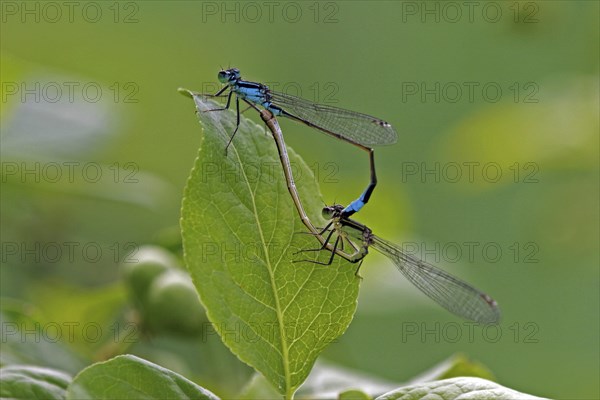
[180,94,359,397]
[339,389,373,400]
[409,354,495,383]
[0,365,71,400]
[66,354,219,400]
[376,377,548,400]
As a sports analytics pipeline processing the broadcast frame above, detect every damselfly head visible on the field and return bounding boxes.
[322,204,344,219]
[218,68,241,84]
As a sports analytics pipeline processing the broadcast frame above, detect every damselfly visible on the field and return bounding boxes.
[196,68,397,218]
[309,204,501,324]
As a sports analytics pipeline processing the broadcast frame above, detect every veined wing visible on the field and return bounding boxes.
[371,235,500,324]
[269,90,397,147]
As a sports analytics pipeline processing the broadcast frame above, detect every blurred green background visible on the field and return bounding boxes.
[1,1,598,399]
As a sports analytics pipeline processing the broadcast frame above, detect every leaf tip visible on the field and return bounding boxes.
[178,87,195,99]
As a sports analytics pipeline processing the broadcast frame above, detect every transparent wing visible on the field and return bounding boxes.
[269,90,398,147]
[371,235,500,324]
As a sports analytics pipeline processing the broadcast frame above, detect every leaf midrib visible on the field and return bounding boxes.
[231,131,292,396]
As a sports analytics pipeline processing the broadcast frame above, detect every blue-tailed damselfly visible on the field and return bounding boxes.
[199,68,397,218]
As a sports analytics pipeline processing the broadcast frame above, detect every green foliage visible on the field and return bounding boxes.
[0,89,548,400]
[122,245,207,336]
[241,355,498,399]
[0,365,71,400]
[122,245,179,308]
[180,95,360,397]
[66,355,219,400]
[376,377,548,400]
[0,351,545,400]
[145,269,207,335]
[409,354,495,383]
[339,390,372,400]
[3,4,599,397]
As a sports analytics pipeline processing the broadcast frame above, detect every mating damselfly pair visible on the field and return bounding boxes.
[180,68,500,324]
